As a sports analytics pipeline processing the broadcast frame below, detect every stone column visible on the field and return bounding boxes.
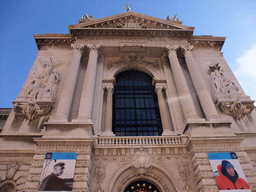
[102,86,115,136]
[166,45,199,120]
[155,86,174,135]
[74,44,100,122]
[183,45,219,120]
[50,44,84,122]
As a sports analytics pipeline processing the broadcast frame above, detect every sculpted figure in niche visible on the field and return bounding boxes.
[208,63,240,97]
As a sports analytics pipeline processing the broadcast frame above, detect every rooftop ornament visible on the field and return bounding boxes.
[124,2,131,12]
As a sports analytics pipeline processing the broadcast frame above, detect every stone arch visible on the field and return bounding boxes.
[107,163,182,192]
[0,180,17,192]
[107,61,162,80]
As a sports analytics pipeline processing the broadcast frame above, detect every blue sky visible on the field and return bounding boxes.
[0,0,256,108]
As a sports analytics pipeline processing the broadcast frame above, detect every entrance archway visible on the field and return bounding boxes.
[124,180,160,192]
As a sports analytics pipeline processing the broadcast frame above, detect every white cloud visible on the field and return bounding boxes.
[235,44,256,101]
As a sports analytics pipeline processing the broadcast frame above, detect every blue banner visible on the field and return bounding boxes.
[44,152,77,160]
[208,152,237,160]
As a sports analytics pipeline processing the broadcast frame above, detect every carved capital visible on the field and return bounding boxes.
[166,45,179,54]
[155,86,166,93]
[104,86,114,93]
[71,44,84,52]
[182,45,194,55]
[88,44,100,52]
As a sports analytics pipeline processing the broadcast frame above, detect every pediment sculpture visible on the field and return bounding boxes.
[74,12,188,30]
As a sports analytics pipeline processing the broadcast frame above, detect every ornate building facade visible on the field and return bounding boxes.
[0,11,256,192]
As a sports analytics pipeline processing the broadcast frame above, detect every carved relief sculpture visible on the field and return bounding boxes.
[132,148,151,175]
[26,58,60,99]
[178,161,192,191]
[107,53,159,71]
[208,63,240,98]
[13,100,52,121]
[208,63,255,119]
[6,162,19,180]
[94,163,105,192]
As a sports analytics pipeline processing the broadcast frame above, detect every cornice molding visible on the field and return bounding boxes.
[187,136,244,153]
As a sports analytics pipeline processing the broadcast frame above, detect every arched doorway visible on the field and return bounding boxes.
[124,180,160,192]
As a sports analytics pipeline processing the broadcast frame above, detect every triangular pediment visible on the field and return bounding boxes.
[69,12,194,31]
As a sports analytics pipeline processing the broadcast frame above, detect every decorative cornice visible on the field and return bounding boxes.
[187,136,244,153]
[0,108,11,115]
[34,138,93,152]
[34,34,74,50]
[190,36,225,50]
[70,28,194,39]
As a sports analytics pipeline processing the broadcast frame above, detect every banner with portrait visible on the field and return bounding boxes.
[37,152,77,192]
[208,152,251,192]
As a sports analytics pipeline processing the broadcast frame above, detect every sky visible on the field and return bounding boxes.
[0,0,256,108]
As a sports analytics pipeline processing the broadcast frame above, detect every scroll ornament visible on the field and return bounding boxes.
[219,100,255,120]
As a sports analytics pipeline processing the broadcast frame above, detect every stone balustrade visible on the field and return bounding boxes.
[94,136,188,146]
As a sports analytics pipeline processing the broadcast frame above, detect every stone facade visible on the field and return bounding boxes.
[0,11,256,192]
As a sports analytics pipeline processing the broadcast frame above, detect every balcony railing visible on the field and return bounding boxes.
[94,136,188,146]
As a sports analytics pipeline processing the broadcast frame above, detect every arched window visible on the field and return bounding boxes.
[113,70,163,136]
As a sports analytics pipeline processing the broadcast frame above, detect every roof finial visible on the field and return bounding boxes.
[124,2,131,12]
